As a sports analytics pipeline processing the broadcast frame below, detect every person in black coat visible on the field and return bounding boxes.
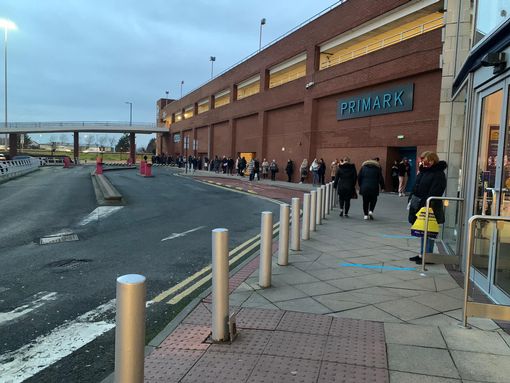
[408,152,447,263]
[318,158,326,185]
[285,159,294,182]
[333,157,357,217]
[358,158,385,220]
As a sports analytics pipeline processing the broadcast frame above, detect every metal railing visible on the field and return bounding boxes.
[269,69,307,88]
[320,16,444,70]
[421,196,464,271]
[462,215,510,327]
[0,158,41,180]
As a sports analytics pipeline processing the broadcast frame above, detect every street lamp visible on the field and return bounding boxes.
[259,18,266,52]
[210,56,216,79]
[0,18,17,151]
[125,101,133,126]
[180,80,184,98]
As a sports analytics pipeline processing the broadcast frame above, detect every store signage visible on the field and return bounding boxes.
[173,133,181,143]
[337,83,414,120]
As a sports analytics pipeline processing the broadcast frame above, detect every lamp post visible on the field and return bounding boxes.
[180,80,184,98]
[210,56,216,79]
[0,18,16,151]
[259,18,266,52]
[125,101,133,126]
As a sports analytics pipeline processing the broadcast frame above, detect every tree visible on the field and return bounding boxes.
[115,133,130,152]
[84,135,94,148]
[146,138,156,154]
[108,135,117,151]
[59,134,68,145]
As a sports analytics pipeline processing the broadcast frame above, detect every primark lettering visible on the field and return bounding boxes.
[336,83,414,120]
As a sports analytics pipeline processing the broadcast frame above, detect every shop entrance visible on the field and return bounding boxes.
[469,78,510,304]
[398,147,417,192]
[239,152,255,175]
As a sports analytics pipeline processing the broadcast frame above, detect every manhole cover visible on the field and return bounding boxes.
[46,259,91,269]
[40,233,79,245]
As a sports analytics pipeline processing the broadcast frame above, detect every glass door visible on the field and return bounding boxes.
[472,80,510,304]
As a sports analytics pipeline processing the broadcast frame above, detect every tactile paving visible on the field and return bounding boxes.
[144,350,205,383]
[263,331,327,361]
[182,302,212,325]
[329,317,385,343]
[246,355,321,383]
[180,351,259,383]
[317,361,389,383]
[237,307,285,330]
[323,336,387,369]
[276,311,332,335]
[209,329,273,355]
[157,323,210,351]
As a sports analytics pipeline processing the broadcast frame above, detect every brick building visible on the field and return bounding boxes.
[156,0,445,185]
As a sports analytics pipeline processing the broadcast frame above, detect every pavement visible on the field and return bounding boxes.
[142,169,510,383]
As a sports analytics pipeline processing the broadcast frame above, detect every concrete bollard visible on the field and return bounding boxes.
[278,204,290,266]
[96,162,103,175]
[115,274,146,383]
[291,198,301,251]
[259,211,273,288]
[140,160,146,176]
[144,163,153,177]
[316,187,322,225]
[321,185,326,219]
[211,228,229,342]
[310,190,317,232]
[302,193,311,240]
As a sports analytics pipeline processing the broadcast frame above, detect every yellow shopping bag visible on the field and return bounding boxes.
[411,207,439,238]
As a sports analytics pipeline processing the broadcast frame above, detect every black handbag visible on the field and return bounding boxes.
[409,195,422,211]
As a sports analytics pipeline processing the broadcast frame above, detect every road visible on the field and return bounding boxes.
[0,166,280,382]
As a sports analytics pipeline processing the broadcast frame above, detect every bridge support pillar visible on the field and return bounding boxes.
[73,132,80,164]
[9,134,18,157]
[129,132,136,164]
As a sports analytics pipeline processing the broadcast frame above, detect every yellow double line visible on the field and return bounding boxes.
[153,222,280,305]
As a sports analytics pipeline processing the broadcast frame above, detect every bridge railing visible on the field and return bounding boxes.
[6,121,157,129]
[0,158,41,182]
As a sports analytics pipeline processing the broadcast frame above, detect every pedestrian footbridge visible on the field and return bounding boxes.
[0,121,167,134]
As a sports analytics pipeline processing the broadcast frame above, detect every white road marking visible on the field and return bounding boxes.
[79,206,123,226]
[0,292,58,325]
[0,299,116,383]
[161,226,205,242]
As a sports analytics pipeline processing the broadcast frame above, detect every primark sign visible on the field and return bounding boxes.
[337,83,414,120]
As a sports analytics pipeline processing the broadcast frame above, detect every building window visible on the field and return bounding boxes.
[175,111,183,122]
[319,12,444,70]
[214,89,230,108]
[269,53,307,89]
[184,106,194,119]
[197,99,209,114]
[237,75,260,100]
[474,0,510,45]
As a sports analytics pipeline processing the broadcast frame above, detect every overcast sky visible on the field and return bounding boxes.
[3,1,339,146]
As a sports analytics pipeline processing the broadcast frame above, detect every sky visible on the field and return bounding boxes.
[2,0,340,147]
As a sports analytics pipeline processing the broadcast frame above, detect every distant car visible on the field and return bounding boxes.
[0,154,6,161]
[12,155,33,160]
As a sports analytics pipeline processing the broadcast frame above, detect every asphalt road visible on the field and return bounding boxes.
[0,166,280,382]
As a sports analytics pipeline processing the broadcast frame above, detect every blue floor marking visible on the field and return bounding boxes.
[340,263,417,271]
[380,234,416,239]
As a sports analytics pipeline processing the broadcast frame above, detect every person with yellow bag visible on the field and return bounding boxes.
[408,152,447,264]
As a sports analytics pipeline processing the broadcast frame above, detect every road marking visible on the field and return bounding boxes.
[161,226,206,242]
[0,292,57,325]
[340,263,417,271]
[153,222,280,303]
[167,226,279,305]
[0,299,116,383]
[78,206,123,226]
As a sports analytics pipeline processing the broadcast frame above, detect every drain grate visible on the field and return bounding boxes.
[46,258,91,269]
[40,233,79,245]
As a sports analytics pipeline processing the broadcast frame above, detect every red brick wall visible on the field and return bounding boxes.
[212,122,230,158]
[196,126,208,154]
[235,114,260,154]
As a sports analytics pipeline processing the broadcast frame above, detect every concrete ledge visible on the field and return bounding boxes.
[95,174,122,200]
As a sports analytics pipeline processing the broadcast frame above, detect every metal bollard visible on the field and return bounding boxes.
[212,228,229,342]
[310,190,317,232]
[329,182,334,211]
[321,185,326,219]
[115,274,146,383]
[291,197,301,251]
[316,187,322,225]
[259,211,273,288]
[325,184,330,215]
[278,204,290,266]
[302,193,311,240]
[331,182,336,209]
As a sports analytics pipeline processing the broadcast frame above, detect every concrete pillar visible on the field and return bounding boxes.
[73,132,80,164]
[129,132,136,164]
[9,134,17,157]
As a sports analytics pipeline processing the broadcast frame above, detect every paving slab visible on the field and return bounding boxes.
[257,284,309,302]
[384,323,447,348]
[440,326,510,354]
[293,280,342,296]
[375,298,439,321]
[276,310,332,334]
[263,331,327,360]
[451,350,510,382]
[275,297,332,314]
[387,344,460,379]
[410,292,463,312]
[246,355,321,383]
[329,305,403,323]
[389,371,461,382]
